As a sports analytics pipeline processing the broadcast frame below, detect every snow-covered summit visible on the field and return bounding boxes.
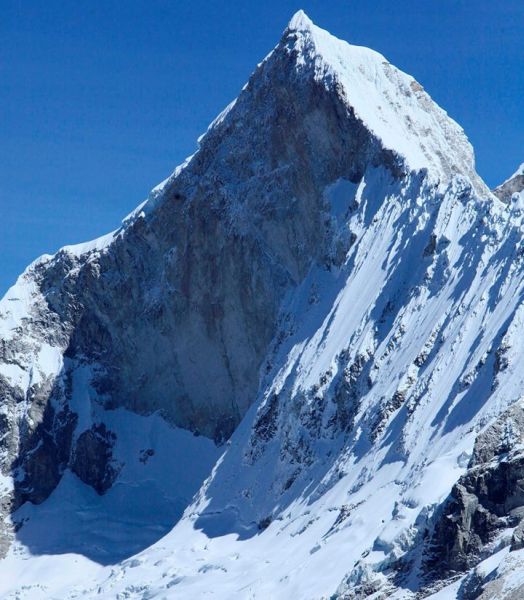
[133,8,488,227]
[287,8,314,32]
[278,11,488,195]
[119,9,490,233]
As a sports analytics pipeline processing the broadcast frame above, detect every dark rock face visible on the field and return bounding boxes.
[493,171,524,203]
[57,45,395,444]
[252,393,280,444]
[427,465,512,576]
[6,366,118,506]
[71,424,119,494]
[12,380,77,507]
[426,452,524,577]
[470,403,524,466]
[422,403,524,580]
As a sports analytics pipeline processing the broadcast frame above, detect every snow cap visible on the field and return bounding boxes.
[287,9,314,32]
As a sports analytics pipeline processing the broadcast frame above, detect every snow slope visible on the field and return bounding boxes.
[0,9,523,600]
[0,413,219,598]
[55,165,524,600]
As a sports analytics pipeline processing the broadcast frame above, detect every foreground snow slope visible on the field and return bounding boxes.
[1,9,524,600]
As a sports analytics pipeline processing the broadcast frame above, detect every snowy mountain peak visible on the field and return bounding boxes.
[276,12,489,196]
[139,11,489,224]
[286,8,314,32]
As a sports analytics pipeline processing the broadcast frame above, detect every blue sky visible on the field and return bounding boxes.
[1,0,523,295]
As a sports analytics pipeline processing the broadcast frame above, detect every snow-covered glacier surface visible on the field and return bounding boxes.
[1,10,524,600]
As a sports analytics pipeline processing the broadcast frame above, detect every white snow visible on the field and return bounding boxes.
[60,229,116,257]
[0,409,221,599]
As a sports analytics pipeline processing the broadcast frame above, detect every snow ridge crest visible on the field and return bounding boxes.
[287,9,314,32]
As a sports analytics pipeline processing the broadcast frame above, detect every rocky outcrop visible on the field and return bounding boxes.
[426,456,524,575]
[71,424,120,494]
[425,404,524,579]
[493,163,524,203]
[471,402,524,466]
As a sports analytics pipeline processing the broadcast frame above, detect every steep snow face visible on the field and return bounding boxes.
[0,9,522,600]
[70,166,524,600]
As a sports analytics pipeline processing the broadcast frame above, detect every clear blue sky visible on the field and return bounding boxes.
[1,0,523,295]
